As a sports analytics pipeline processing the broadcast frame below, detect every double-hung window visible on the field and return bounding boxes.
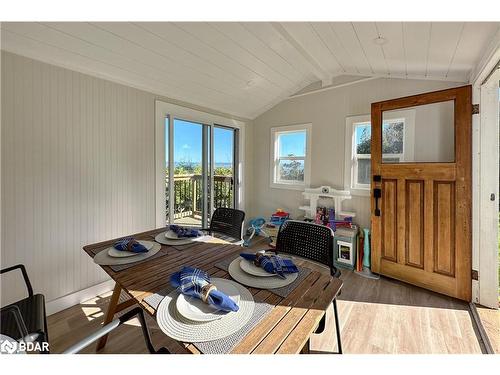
[270,123,311,190]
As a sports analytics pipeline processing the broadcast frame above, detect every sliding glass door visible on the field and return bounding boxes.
[165,118,238,228]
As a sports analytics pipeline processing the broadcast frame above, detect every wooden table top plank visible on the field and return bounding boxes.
[123,246,236,294]
[191,283,286,354]
[251,274,333,354]
[230,271,322,354]
[276,278,343,354]
[83,228,342,354]
[116,242,234,284]
[124,248,241,301]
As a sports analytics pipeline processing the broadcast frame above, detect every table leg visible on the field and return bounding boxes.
[96,283,122,352]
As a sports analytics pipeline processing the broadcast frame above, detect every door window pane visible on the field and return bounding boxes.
[382,101,454,163]
[173,119,204,227]
[213,127,234,209]
[382,121,404,154]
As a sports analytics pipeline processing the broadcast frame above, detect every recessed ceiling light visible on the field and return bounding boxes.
[373,36,388,45]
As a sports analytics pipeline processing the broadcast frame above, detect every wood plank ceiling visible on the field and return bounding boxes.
[1,22,498,119]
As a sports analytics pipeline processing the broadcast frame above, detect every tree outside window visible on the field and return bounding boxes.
[353,120,405,188]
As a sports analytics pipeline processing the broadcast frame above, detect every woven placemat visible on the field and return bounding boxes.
[143,286,273,354]
[90,245,167,272]
[154,232,196,246]
[155,232,230,249]
[215,254,311,298]
[171,243,199,251]
[195,301,273,354]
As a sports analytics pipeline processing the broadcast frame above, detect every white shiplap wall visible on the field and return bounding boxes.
[1,51,157,306]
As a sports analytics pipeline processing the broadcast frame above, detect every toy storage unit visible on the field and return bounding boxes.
[299,186,356,220]
[333,227,358,270]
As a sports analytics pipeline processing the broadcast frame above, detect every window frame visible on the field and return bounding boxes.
[270,123,312,190]
[344,111,415,196]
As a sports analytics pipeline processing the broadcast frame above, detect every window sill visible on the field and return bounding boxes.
[349,188,371,197]
[270,182,308,191]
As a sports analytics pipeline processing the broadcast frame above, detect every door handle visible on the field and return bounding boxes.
[373,188,381,216]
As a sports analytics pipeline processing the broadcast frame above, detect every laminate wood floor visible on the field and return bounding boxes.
[47,239,486,354]
[476,305,500,353]
[311,270,483,354]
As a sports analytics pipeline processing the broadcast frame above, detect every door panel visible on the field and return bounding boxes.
[405,180,424,269]
[371,85,472,301]
[381,179,398,262]
[433,181,455,277]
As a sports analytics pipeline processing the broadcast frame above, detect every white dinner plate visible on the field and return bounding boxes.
[165,229,201,240]
[239,258,276,277]
[175,278,241,322]
[165,230,182,240]
[107,240,154,258]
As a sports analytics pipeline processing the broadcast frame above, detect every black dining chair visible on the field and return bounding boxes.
[274,220,343,354]
[204,207,245,244]
[0,264,49,353]
[62,307,169,354]
[0,264,168,354]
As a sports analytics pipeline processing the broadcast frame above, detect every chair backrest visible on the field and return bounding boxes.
[209,207,246,241]
[275,220,338,276]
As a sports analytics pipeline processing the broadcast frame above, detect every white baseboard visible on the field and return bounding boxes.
[45,279,115,316]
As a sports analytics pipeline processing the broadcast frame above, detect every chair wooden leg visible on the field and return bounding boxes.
[333,298,343,354]
[96,283,122,352]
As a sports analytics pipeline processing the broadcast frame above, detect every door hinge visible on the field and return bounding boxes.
[472,269,479,280]
[472,104,479,114]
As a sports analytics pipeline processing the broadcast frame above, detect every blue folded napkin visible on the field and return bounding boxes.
[240,252,299,279]
[114,237,148,253]
[170,266,239,312]
[169,225,202,238]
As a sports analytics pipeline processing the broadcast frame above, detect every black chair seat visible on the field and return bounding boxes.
[275,220,338,276]
[205,207,245,243]
[1,294,46,340]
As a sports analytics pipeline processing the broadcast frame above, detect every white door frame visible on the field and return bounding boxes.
[471,42,499,308]
[154,100,247,228]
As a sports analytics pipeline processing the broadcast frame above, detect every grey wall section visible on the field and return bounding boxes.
[250,78,463,228]
[0,51,250,306]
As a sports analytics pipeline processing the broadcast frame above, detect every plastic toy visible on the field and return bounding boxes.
[270,209,290,225]
[313,205,354,231]
[243,217,270,247]
[329,218,353,231]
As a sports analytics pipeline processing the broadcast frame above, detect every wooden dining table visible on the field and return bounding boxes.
[83,227,343,354]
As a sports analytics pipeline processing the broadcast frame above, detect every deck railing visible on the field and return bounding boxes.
[165,174,233,220]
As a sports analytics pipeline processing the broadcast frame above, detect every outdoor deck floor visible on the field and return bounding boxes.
[173,216,202,227]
